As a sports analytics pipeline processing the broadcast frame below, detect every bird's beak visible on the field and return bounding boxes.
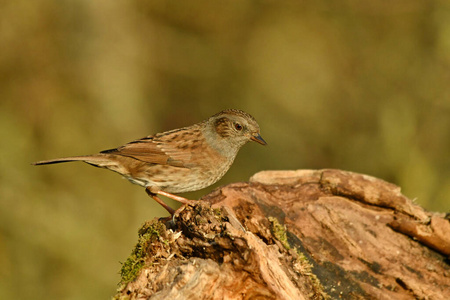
[250,133,267,145]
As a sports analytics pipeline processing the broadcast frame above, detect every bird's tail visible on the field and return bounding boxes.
[32,155,111,167]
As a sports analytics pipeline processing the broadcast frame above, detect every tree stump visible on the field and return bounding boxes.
[114,169,450,300]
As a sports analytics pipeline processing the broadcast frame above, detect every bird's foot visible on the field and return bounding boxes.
[145,187,196,216]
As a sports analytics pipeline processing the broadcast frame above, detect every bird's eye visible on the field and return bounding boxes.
[234,123,243,131]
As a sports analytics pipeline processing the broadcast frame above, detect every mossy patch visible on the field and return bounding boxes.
[268,216,291,250]
[119,220,167,283]
[269,217,328,299]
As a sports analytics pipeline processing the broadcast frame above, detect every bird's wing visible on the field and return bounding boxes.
[100,127,203,168]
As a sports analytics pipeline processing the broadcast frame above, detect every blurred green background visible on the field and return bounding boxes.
[1,1,449,299]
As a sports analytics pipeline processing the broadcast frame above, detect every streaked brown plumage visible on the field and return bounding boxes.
[33,109,266,214]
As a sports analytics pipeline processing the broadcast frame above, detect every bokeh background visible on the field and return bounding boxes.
[1,1,449,299]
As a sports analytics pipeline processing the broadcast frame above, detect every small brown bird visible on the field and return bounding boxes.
[33,109,266,215]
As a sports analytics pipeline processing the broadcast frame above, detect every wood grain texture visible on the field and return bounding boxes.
[114,169,450,300]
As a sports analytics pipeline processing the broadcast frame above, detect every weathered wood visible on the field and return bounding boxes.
[114,169,450,300]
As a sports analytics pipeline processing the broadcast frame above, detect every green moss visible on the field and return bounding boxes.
[268,216,291,250]
[296,246,329,299]
[213,207,222,214]
[269,217,328,299]
[119,220,167,283]
[296,249,312,273]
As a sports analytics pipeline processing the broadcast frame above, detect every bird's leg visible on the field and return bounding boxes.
[157,190,198,217]
[145,187,175,215]
[145,187,197,215]
[156,190,191,204]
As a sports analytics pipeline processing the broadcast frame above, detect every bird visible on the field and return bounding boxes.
[33,109,267,215]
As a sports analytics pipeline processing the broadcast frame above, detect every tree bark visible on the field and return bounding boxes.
[114,169,450,300]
